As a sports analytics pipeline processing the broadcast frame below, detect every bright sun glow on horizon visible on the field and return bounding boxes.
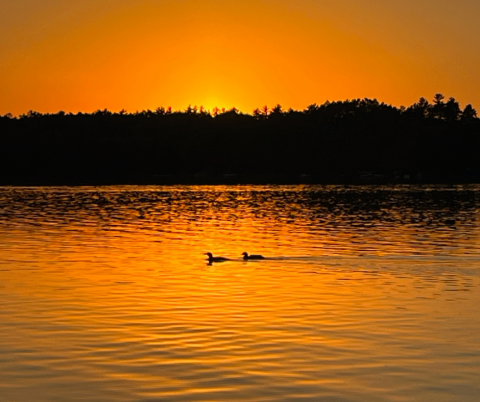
[1,0,480,115]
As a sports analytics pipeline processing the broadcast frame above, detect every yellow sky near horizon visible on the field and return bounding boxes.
[1,0,480,115]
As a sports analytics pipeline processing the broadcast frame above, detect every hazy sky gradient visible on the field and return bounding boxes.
[2,0,480,115]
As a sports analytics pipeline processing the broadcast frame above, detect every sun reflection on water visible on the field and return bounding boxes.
[0,185,480,401]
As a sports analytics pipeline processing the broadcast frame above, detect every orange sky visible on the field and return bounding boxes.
[1,0,480,115]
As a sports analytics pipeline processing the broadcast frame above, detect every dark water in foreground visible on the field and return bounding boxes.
[1,185,479,401]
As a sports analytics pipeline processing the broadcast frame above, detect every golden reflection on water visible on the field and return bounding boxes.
[1,185,480,401]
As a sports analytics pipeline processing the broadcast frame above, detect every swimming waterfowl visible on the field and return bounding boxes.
[205,252,230,263]
[242,252,265,260]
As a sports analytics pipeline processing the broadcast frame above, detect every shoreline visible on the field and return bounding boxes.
[1,173,479,187]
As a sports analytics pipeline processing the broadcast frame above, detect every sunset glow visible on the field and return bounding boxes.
[2,0,480,115]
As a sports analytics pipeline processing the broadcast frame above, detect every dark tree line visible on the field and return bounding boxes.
[0,94,479,184]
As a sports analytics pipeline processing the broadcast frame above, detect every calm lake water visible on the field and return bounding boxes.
[1,185,480,401]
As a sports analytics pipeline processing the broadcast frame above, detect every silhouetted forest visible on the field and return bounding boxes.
[1,94,479,185]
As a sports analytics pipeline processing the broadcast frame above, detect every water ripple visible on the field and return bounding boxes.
[1,185,480,401]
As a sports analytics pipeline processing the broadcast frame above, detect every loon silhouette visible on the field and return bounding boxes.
[242,252,265,260]
[205,252,230,263]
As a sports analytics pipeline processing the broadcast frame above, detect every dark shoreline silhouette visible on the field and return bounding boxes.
[1,94,479,185]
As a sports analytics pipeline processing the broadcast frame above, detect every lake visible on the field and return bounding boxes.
[1,185,479,401]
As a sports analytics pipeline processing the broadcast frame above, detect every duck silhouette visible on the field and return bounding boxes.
[205,252,230,263]
[242,252,265,260]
